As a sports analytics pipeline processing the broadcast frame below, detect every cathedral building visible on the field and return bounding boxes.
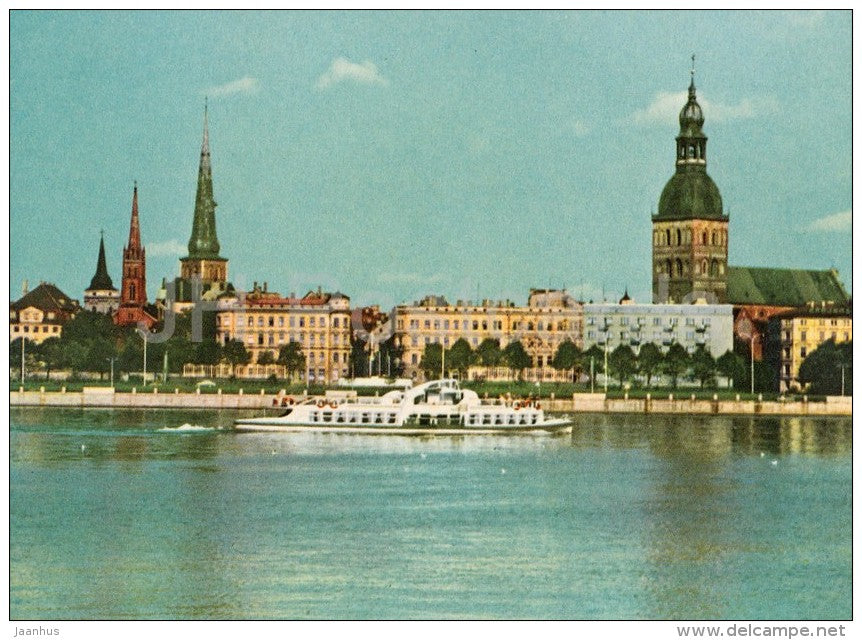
[114,183,158,329]
[83,232,120,314]
[651,62,849,376]
[652,66,728,304]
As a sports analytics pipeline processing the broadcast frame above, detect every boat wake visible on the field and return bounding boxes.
[157,423,217,433]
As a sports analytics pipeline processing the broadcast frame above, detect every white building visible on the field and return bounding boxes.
[582,299,733,358]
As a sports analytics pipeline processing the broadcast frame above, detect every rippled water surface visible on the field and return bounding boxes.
[10,408,851,620]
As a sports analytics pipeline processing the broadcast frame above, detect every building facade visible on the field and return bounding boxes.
[768,304,852,392]
[83,232,120,314]
[114,183,158,328]
[582,300,734,359]
[215,285,352,383]
[10,282,79,344]
[392,289,583,381]
[652,68,729,304]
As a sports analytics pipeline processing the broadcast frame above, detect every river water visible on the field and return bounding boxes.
[9,408,851,620]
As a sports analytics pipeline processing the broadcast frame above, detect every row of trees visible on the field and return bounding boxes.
[10,310,308,382]
[417,337,749,389]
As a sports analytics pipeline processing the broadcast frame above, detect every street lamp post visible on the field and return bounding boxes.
[20,337,25,385]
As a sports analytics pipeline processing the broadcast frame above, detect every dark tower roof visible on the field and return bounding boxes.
[186,102,222,260]
[655,60,725,222]
[88,232,116,291]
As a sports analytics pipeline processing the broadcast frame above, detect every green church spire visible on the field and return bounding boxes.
[186,101,222,259]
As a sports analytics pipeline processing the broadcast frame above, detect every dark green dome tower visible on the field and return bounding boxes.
[652,58,729,304]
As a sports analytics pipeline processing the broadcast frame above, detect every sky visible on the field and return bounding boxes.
[8,10,853,310]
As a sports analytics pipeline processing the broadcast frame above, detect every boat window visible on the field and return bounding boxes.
[322,412,332,422]
[482,414,492,425]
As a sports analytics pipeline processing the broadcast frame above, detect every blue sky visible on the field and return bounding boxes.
[9,10,852,309]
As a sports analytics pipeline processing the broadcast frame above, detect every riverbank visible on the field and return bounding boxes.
[9,387,852,416]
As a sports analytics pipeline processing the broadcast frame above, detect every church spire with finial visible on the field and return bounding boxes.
[88,230,115,291]
[185,101,221,259]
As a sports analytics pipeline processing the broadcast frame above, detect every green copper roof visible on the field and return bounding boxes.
[186,105,222,260]
[88,234,116,291]
[727,267,850,306]
[656,168,724,221]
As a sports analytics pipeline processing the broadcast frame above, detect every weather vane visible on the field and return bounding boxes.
[691,53,696,79]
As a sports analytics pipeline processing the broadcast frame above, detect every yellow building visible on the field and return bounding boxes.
[776,305,852,392]
[10,282,79,345]
[393,289,583,381]
[215,285,351,383]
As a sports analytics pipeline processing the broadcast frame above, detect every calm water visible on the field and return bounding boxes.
[10,408,851,620]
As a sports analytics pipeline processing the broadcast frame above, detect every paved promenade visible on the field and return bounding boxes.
[9,387,852,416]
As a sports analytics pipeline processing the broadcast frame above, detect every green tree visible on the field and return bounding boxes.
[85,338,117,381]
[36,337,64,380]
[446,337,475,379]
[582,344,605,388]
[690,346,717,388]
[716,350,745,389]
[419,343,443,379]
[277,342,306,381]
[551,339,583,382]
[257,350,276,365]
[662,343,690,389]
[503,340,531,381]
[608,344,637,388]
[10,337,37,380]
[62,341,90,378]
[637,342,663,388]
[223,339,251,376]
[476,338,503,367]
[798,339,852,396]
[194,339,223,366]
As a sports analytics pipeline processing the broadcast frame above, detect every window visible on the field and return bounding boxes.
[310,317,316,327]
[268,317,274,327]
[333,317,340,328]
[258,317,264,327]
[800,347,807,358]
[299,317,305,328]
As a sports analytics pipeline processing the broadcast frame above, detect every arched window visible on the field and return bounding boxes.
[702,231,708,245]
[676,229,682,245]
[711,231,717,245]
[665,229,671,245]
[675,259,683,277]
[711,259,719,277]
[702,259,708,275]
[130,283,136,300]
[665,259,672,275]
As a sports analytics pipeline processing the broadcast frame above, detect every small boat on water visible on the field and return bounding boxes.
[234,379,572,436]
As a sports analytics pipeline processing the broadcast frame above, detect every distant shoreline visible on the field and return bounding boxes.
[9,389,851,417]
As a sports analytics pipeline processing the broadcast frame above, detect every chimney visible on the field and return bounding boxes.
[21,279,28,296]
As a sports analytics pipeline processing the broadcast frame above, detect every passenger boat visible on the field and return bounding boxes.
[234,379,572,436]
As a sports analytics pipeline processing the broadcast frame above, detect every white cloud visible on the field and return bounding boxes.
[632,90,778,125]
[147,239,187,257]
[377,272,446,286]
[316,57,388,90]
[807,210,851,233]
[204,76,260,97]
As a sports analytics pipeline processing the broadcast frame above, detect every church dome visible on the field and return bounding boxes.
[656,169,724,221]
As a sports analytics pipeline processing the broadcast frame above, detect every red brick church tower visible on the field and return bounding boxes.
[114,183,157,328]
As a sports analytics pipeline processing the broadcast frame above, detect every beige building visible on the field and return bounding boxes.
[10,282,79,344]
[215,285,351,383]
[393,289,583,381]
[774,305,852,392]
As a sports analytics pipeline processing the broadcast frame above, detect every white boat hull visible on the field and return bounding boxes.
[234,420,572,436]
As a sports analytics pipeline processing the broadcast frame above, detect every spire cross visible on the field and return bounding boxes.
[691,54,695,79]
